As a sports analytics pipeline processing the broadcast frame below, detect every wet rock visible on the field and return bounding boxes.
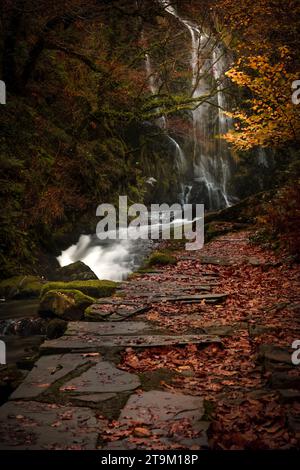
[61,361,140,394]
[39,289,95,321]
[199,256,235,266]
[10,353,92,399]
[258,344,293,366]
[203,323,247,336]
[41,333,222,353]
[53,261,97,281]
[0,401,101,449]
[74,393,116,403]
[104,391,209,450]
[65,321,153,336]
[0,317,47,336]
[249,324,277,337]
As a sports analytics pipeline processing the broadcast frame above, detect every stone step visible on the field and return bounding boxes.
[65,321,155,336]
[41,333,222,353]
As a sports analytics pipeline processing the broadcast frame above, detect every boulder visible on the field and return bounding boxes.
[53,261,97,281]
[0,275,44,300]
[39,289,95,321]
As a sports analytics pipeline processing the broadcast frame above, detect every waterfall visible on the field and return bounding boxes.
[144,45,189,202]
[160,0,233,210]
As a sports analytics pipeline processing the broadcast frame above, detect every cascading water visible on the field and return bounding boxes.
[160,0,234,210]
[144,45,190,203]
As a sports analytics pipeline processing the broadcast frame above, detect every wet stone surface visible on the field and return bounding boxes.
[60,361,140,394]
[0,401,102,450]
[10,353,93,400]
[102,391,209,450]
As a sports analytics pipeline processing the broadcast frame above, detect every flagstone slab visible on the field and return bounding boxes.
[10,353,94,400]
[41,334,221,353]
[103,391,209,450]
[120,390,205,422]
[60,361,140,394]
[74,393,117,403]
[0,401,101,450]
[65,321,154,336]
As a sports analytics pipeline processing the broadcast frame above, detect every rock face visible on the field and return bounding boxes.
[53,261,97,281]
[39,289,95,320]
[0,275,44,299]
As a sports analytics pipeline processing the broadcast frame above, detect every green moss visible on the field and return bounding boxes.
[0,275,44,299]
[84,305,104,321]
[40,280,118,299]
[39,289,96,320]
[145,251,177,267]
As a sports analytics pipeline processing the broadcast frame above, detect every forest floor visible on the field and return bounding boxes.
[0,227,300,450]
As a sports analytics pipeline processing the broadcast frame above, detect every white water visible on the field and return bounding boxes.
[57,210,197,281]
[57,235,139,281]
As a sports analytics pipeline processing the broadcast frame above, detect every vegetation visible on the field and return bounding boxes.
[145,251,177,267]
[0,275,44,299]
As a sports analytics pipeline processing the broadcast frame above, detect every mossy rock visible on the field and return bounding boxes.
[39,289,95,321]
[40,280,118,299]
[145,251,177,267]
[84,305,101,321]
[0,275,44,300]
[54,261,97,281]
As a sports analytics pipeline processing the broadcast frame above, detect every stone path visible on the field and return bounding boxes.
[0,268,224,449]
[1,229,299,449]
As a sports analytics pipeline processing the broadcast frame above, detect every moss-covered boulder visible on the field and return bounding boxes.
[39,289,95,320]
[145,251,177,267]
[54,261,97,281]
[40,280,118,299]
[0,275,44,300]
